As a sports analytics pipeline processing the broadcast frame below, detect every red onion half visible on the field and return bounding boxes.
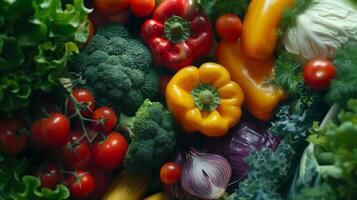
[181,149,231,199]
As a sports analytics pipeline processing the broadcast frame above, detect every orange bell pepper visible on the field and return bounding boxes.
[241,0,294,60]
[166,62,244,137]
[216,40,285,121]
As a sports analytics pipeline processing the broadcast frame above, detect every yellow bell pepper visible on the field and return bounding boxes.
[241,0,294,60]
[216,40,285,121]
[166,62,244,137]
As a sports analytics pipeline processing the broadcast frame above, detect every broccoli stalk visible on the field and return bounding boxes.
[118,99,177,172]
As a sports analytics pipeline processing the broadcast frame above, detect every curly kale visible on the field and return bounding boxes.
[119,100,177,172]
[75,25,159,115]
[270,87,325,139]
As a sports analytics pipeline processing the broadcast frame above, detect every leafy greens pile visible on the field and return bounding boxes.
[289,99,357,200]
[0,0,90,112]
[0,153,69,200]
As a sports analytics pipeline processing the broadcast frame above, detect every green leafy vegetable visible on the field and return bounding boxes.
[227,141,295,200]
[326,42,357,104]
[197,0,249,21]
[270,87,325,139]
[289,99,357,200]
[279,0,314,36]
[0,154,69,200]
[0,0,90,113]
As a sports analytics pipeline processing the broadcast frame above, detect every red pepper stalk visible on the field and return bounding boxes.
[141,0,214,71]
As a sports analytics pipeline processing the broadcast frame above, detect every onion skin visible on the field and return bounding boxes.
[181,149,231,200]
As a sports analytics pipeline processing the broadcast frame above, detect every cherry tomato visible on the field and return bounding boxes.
[58,131,91,170]
[92,107,117,133]
[130,0,155,17]
[31,113,70,149]
[304,58,337,90]
[95,0,130,16]
[0,117,28,155]
[34,163,62,190]
[66,170,95,198]
[68,89,95,117]
[215,14,243,41]
[159,75,171,98]
[160,162,181,184]
[91,132,128,170]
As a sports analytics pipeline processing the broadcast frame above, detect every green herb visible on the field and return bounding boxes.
[197,0,249,21]
[269,51,304,96]
[0,0,90,113]
[0,154,69,200]
[326,42,357,104]
[278,0,314,36]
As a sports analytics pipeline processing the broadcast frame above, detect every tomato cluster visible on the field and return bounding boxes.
[0,89,128,199]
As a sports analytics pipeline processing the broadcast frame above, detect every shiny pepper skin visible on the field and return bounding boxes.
[141,0,214,71]
[166,63,244,137]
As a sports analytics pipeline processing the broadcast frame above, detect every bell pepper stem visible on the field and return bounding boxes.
[192,84,220,112]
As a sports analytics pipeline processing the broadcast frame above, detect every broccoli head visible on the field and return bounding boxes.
[75,24,159,115]
[120,99,177,172]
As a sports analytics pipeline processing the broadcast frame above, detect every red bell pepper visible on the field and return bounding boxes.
[140,0,214,71]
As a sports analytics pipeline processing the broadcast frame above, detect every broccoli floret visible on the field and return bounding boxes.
[75,24,159,115]
[119,99,177,172]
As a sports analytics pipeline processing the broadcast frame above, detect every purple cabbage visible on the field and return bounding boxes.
[207,121,281,181]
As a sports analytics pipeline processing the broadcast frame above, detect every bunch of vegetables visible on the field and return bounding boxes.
[0,0,357,199]
[0,0,90,113]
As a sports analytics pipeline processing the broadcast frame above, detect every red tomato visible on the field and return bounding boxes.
[95,0,130,16]
[68,89,95,117]
[92,107,117,133]
[130,0,155,17]
[34,163,62,190]
[160,162,181,184]
[304,58,337,90]
[159,75,171,98]
[0,117,28,155]
[58,131,91,170]
[66,170,95,198]
[215,14,243,41]
[91,132,128,170]
[31,113,70,149]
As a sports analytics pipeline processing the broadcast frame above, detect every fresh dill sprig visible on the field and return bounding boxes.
[326,42,357,104]
[278,0,315,36]
[268,51,304,96]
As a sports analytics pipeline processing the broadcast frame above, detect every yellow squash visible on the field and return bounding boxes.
[144,192,171,200]
[241,0,294,60]
[166,62,244,137]
[102,169,151,200]
[216,40,285,121]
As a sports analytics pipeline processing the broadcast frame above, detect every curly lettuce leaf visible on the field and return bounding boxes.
[0,0,90,113]
[0,154,69,200]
